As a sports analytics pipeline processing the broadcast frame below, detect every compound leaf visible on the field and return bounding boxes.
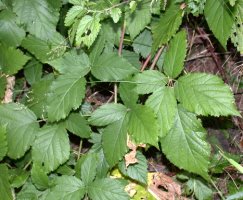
[175,73,240,117]
[32,124,70,172]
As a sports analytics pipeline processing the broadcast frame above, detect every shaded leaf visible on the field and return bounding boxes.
[24,59,42,85]
[0,164,12,200]
[0,125,7,161]
[0,75,6,99]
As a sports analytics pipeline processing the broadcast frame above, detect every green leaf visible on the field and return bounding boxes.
[0,164,12,200]
[0,43,30,75]
[89,103,128,126]
[47,74,86,122]
[110,8,122,23]
[163,30,187,78]
[133,29,152,58]
[0,103,39,159]
[118,151,147,185]
[88,178,129,200]
[46,176,85,200]
[126,0,151,39]
[0,125,7,161]
[204,0,234,48]
[152,3,183,54]
[13,0,59,40]
[65,113,91,138]
[31,164,49,190]
[128,104,159,146]
[92,53,138,81]
[47,50,90,75]
[76,15,101,48]
[32,124,70,172]
[146,87,177,137]
[175,73,240,117]
[133,70,167,94]
[0,75,6,99]
[26,77,54,119]
[65,5,84,26]
[21,34,66,63]
[24,59,42,85]
[102,115,128,167]
[0,10,25,47]
[9,168,29,188]
[160,105,210,179]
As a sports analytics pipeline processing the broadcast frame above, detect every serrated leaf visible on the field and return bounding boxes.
[0,125,7,161]
[160,105,210,179]
[65,5,84,26]
[24,59,42,85]
[133,29,152,58]
[0,164,12,200]
[122,50,140,69]
[31,164,49,190]
[204,0,234,48]
[152,3,183,54]
[91,53,138,81]
[32,124,70,172]
[175,73,240,117]
[163,30,187,78]
[146,87,177,137]
[46,176,85,200]
[0,43,30,75]
[26,77,53,118]
[22,34,66,62]
[133,70,167,94]
[47,50,90,75]
[0,75,6,99]
[13,0,59,40]
[47,74,86,122]
[89,103,128,126]
[0,103,39,159]
[0,10,25,47]
[126,0,151,39]
[65,113,91,138]
[102,115,128,167]
[76,15,101,48]
[88,178,129,200]
[110,7,121,23]
[118,151,147,185]
[128,104,159,146]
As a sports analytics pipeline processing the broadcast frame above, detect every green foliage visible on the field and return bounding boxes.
[0,0,242,199]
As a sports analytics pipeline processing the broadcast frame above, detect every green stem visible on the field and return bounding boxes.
[78,140,83,160]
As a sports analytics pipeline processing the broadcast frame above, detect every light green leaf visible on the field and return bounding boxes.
[204,0,234,48]
[146,87,177,137]
[0,43,30,75]
[133,70,167,94]
[175,73,240,117]
[32,124,70,172]
[65,5,84,26]
[88,178,129,200]
[76,15,101,48]
[47,50,90,75]
[0,125,7,161]
[21,34,66,62]
[91,53,138,81]
[118,151,147,185]
[126,0,151,39]
[0,164,12,200]
[163,30,187,78]
[0,75,6,99]
[89,103,128,126]
[0,10,25,47]
[31,164,49,190]
[102,115,128,167]
[133,29,152,58]
[26,77,53,119]
[10,168,29,188]
[229,0,236,6]
[0,103,39,159]
[46,176,85,200]
[13,0,59,40]
[128,104,159,146]
[110,8,121,23]
[152,3,183,54]
[160,105,210,179]
[24,59,42,85]
[47,74,86,122]
[65,113,91,138]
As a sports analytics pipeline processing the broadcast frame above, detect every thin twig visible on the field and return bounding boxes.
[118,22,126,56]
[150,47,164,70]
[210,179,226,200]
[77,140,83,160]
[141,54,151,71]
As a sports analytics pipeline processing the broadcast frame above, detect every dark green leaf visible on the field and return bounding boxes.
[0,75,6,99]
[0,164,12,200]
[24,59,42,85]
[0,125,7,161]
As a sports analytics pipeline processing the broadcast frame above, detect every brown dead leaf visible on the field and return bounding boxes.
[125,150,138,168]
[148,172,182,200]
[2,76,15,103]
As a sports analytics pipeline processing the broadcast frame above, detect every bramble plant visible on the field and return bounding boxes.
[0,0,242,199]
